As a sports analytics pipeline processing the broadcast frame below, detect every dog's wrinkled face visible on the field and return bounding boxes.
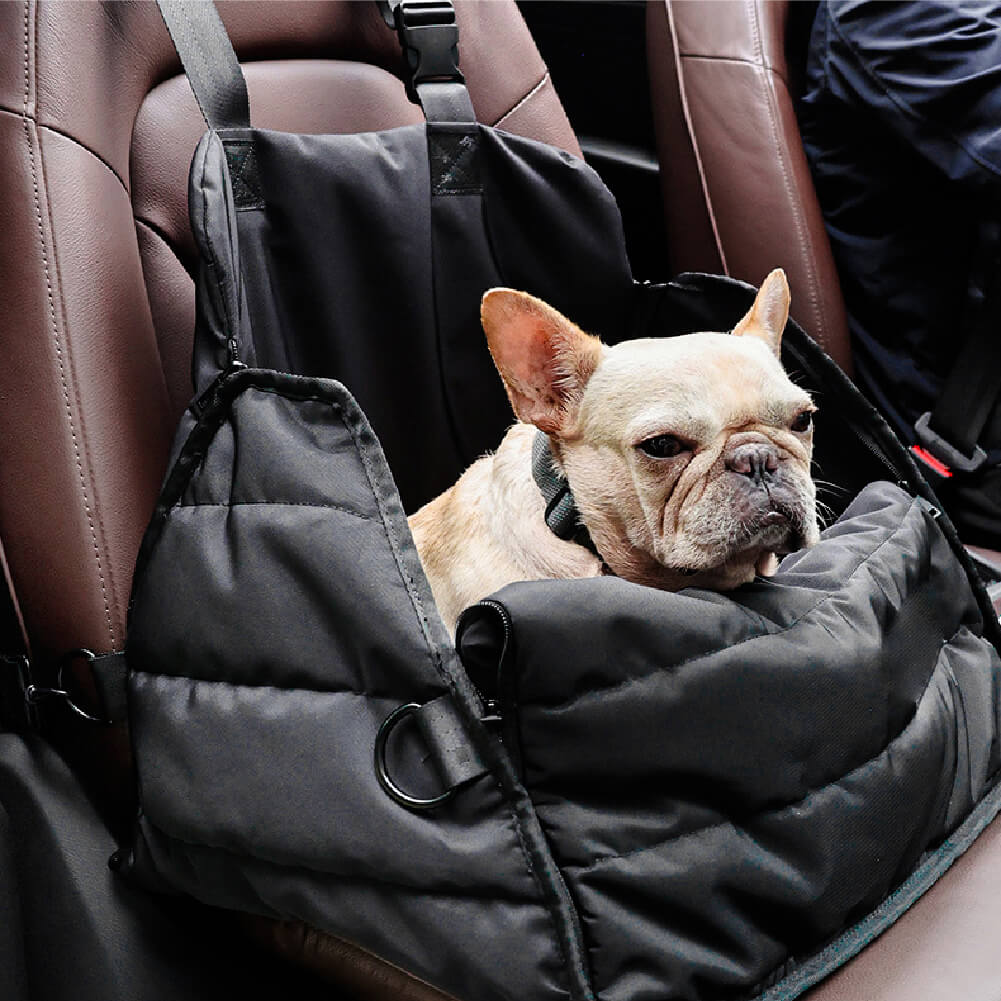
[481,270,819,591]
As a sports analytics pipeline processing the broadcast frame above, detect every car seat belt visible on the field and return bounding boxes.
[913,219,1001,478]
[378,0,476,123]
[156,0,250,131]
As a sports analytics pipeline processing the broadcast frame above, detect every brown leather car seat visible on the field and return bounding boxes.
[0,0,579,815]
[646,0,852,374]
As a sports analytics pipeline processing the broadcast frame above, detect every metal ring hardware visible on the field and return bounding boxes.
[374,702,456,811]
[23,648,113,726]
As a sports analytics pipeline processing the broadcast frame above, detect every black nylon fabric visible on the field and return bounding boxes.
[126,368,581,1001]
[122,86,1001,1001]
[196,123,633,512]
[457,482,1001,1000]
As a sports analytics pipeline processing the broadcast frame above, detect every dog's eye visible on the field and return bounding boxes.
[791,410,814,433]
[638,434,687,459]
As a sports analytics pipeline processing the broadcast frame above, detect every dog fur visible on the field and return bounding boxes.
[409,270,819,632]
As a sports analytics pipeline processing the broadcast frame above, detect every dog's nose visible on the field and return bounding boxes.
[726,442,779,485]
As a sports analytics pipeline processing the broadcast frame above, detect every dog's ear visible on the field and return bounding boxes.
[481,289,604,434]
[732,269,790,356]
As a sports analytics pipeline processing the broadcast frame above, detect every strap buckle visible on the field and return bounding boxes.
[388,1,465,99]
[913,411,987,477]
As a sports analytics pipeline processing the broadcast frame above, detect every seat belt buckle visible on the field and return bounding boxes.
[386,1,465,99]
[913,411,987,477]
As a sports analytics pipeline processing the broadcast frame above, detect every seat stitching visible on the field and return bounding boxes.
[494,71,550,128]
[748,0,827,353]
[22,1,117,649]
[667,0,728,273]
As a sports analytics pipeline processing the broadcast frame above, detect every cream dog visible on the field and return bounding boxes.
[409,270,819,632]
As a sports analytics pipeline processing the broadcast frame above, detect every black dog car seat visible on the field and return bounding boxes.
[117,4,1001,1000]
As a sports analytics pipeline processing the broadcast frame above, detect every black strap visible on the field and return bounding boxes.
[0,543,30,732]
[916,221,1001,473]
[531,431,603,558]
[1,544,127,732]
[157,0,251,131]
[380,0,476,123]
[414,695,488,789]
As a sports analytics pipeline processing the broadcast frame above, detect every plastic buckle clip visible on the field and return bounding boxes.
[913,411,987,476]
[390,1,464,99]
[23,648,113,726]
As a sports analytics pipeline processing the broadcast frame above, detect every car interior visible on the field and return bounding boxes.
[3,1,1001,999]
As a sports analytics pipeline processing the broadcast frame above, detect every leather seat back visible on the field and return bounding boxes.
[0,0,579,812]
[0,0,576,682]
[646,0,852,372]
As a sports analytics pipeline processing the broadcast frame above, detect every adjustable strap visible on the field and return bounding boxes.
[913,220,1001,479]
[157,0,251,131]
[379,0,476,123]
[531,431,603,558]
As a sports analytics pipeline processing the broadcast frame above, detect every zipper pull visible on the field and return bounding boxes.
[479,698,503,732]
[191,356,247,418]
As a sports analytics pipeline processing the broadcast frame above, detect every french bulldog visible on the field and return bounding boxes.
[409,269,819,632]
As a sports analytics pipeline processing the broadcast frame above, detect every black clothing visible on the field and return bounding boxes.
[800,0,1001,546]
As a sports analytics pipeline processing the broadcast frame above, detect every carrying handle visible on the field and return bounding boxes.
[157,0,251,130]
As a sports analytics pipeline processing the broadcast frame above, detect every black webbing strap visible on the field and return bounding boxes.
[414,695,488,790]
[0,540,30,731]
[915,221,1001,474]
[156,0,251,131]
[380,0,476,123]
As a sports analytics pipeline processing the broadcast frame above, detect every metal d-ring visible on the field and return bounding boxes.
[374,702,456,811]
[23,648,113,726]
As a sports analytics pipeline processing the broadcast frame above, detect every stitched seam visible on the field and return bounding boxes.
[748,0,827,354]
[752,0,828,356]
[197,138,237,339]
[678,52,792,90]
[134,670,376,699]
[338,406,448,687]
[494,71,550,128]
[668,2,728,273]
[22,1,116,649]
[173,500,376,521]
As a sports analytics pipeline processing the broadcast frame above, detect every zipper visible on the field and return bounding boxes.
[456,597,512,729]
[191,357,247,418]
[849,420,915,496]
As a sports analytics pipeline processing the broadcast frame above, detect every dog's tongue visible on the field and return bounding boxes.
[761,510,788,528]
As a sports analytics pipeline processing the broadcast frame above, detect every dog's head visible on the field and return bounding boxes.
[481,271,819,590]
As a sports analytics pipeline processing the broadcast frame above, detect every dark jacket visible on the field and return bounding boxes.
[799,0,1001,545]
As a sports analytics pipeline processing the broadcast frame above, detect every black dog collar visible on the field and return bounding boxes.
[531,431,603,559]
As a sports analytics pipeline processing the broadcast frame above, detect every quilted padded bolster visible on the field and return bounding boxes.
[125,371,585,1001]
[479,481,1001,1000]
